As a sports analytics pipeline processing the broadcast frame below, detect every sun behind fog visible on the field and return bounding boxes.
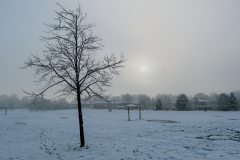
[143,68,146,71]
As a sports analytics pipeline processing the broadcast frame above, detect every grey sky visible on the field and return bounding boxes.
[1,0,240,99]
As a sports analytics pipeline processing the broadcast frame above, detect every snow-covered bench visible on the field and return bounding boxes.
[0,107,7,115]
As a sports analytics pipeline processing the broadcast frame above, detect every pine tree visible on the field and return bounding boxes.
[155,98,162,110]
[218,93,229,111]
[229,92,238,111]
[175,94,189,111]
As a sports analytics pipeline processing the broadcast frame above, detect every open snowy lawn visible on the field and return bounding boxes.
[0,109,240,160]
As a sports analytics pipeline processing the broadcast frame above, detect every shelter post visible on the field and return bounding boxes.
[139,107,141,119]
[128,107,130,121]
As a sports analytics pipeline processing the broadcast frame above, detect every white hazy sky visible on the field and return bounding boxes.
[1,0,240,99]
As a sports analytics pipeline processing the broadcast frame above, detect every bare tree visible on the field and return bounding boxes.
[137,94,151,110]
[21,3,126,147]
[121,93,134,104]
[110,95,121,102]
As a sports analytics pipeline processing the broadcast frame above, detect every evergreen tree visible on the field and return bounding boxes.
[155,98,162,110]
[229,92,238,111]
[218,93,229,111]
[175,94,189,111]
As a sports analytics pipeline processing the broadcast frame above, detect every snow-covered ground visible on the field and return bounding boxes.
[0,109,240,160]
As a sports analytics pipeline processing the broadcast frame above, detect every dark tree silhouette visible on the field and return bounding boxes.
[218,93,229,111]
[21,3,126,147]
[175,94,189,111]
[229,92,238,111]
[155,98,162,110]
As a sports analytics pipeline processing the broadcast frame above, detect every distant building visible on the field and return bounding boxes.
[69,100,92,108]
[197,99,207,106]
[69,101,77,108]
[69,100,141,109]
[93,101,109,109]
[116,105,125,109]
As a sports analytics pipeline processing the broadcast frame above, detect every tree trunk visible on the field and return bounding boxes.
[77,90,85,147]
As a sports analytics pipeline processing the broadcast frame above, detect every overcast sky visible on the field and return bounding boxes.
[1,0,240,99]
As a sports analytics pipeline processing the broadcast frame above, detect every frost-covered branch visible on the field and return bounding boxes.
[21,3,126,103]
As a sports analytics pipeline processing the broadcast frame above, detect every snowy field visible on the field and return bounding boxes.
[0,109,240,160]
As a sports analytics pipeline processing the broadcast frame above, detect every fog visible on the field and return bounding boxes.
[1,0,240,100]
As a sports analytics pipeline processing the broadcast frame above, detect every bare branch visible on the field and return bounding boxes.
[21,3,126,108]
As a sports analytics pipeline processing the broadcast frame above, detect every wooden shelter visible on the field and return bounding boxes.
[126,104,141,121]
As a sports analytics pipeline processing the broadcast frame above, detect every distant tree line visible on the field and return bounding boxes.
[0,94,69,110]
[108,93,185,110]
[1,91,240,111]
[107,91,240,111]
[218,92,238,111]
